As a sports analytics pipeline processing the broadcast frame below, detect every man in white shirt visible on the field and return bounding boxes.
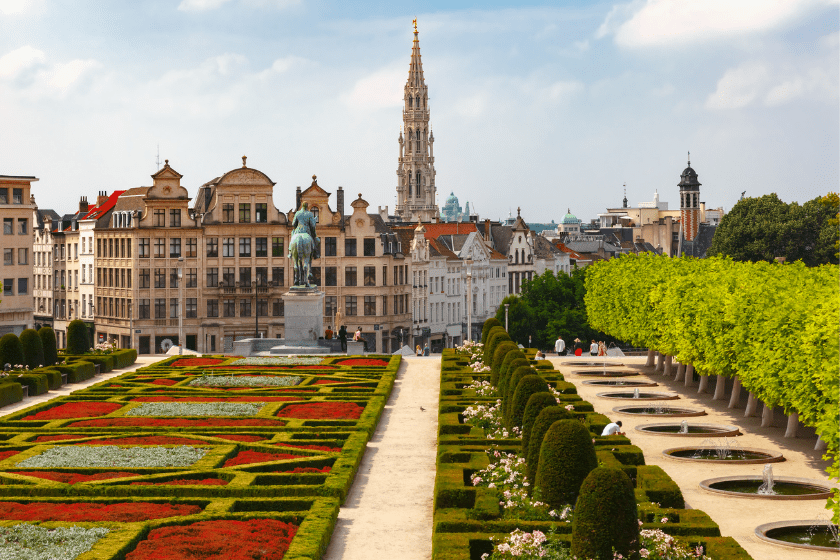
[601,421,624,436]
[554,336,565,355]
[590,340,599,356]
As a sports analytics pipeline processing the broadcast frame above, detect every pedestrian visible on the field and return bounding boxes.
[416,345,422,356]
[573,338,583,356]
[354,327,362,342]
[324,326,333,340]
[601,420,624,436]
[554,335,565,355]
[589,339,598,356]
[423,344,429,356]
[338,325,347,352]
[597,341,606,356]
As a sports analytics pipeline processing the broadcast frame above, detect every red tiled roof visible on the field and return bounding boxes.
[555,242,586,260]
[393,222,478,240]
[81,190,126,220]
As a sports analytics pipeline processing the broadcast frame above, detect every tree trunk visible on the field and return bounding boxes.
[663,355,672,376]
[713,375,726,400]
[815,436,827,451]
[784,411,799,438]
[728,378,742,409]
[744,392,758,417]
[645,349,655,367]
[684,365,694,387]
[761,402,774,427]
[655,352,664,372]
[675,363,685,382]
[697,374,709,393]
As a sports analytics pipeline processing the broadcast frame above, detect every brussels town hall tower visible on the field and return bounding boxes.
[395,21,439,222]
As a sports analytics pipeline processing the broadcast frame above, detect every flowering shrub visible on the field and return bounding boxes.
[149,379,178,386]
[0,524,110,559]
[636,528,711,560]
[188,375,302,388]
[334,358,389,366]
[280,465,332,473]
[125,402,265,417]
[130,479,227,486]
[275,442,342,452]
[278,402,364,419]
[223,450,304,467]
[22,402,123,420]
[462,399,521,440]
[0,450,19,462]
[466,379,497,397]
[125,519,298,560]
[0,501,201,521]
[170,358,226,367]
[13,471,140,484]
[69,418,284,428]
[89,341,116,355]
[231,357,323,366]
[17,445,209,468]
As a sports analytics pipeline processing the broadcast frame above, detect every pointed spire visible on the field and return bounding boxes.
[687,150,691,166]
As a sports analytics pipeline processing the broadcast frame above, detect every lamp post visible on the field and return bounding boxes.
[177,256,183,355]
[466,259,472,342]
[504,303,509,333]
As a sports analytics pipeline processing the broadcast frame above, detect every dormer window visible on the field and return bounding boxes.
[311,206,319,223]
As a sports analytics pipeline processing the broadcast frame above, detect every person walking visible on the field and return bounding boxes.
[589,340,598,356]
[573,338,583,356]
[597,341,606,357]
[554,335,565,355]
[338,325,347,352]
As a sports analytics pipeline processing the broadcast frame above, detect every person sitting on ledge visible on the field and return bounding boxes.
[601,420,624,436]
[324,326,333,340]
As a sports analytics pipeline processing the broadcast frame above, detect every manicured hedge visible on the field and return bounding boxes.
[0,381,23,408]
[19,329,45,370]
[38,326,58,367]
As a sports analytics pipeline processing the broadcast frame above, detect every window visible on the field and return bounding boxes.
[364,266,376,286]
[311,267,321,286]
[364,238,376,256]
[3,218,12,235]
[345,266,357,286]
[400,266,404,285]
[325,296,337,318]
[139,238,150,258]
[255,203,267,223]
[186,268,197,288]
[17,278,27,295]
[206,268,218,287]
[383,265,387,286]
[257,299,268,317]
[186,298,197,318]
[139,299,150,319]
[207,299,219,317]
[155,268,166,288]
[207,237,218,257]
[154,238,165,258]
[139,269,150,288]
[18,218,27,235]
[394,266,398,285]
[170,268,179,288]
[0,188,6,204]
[325,266,337,286]
[364,295,376,316]
[108,239,113,258]
[272,267,284,286]
[272,299,284,316]
[3,278,12,295]
[382,295,388,316]
[223,238,235,257]
[240,299,251,317]
[393,294,399,315]
[345,238,357,256]
[239,203,251,223]
[169,238,181,258]
[345,295,357,316]
[3,248,11,265]
[12,188,22,204]
[256,267,268,286]
[223,299,236,317]
[255,237,267,257]
[239,237,251,257]
[271,237,284,257]
[324,237,337,257]
[186,238,197,258]
[154,209,165,227]
[168,209,181,227]
[154,298,166,319]
[239,267,251,287]
[222,203,234,223]
[223,267,235,287]
[170,298,179,318]
[96,240,100,257]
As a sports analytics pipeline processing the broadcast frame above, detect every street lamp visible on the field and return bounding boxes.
[505,303,509,333]
[177,256,183,355]
[465,259,472,343]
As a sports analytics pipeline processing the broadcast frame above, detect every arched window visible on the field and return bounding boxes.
[408,175,412,198]
[416,172,421,193]
[515,251,519,264]
[408,95,413,108]
[406,129,412,152]
[416,129,421,152]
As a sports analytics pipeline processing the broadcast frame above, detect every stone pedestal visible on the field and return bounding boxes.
[283,288,324,342]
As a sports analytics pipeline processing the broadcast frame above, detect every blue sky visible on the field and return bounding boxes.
[0,0,837,223]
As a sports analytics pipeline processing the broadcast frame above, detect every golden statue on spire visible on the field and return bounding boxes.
[413,18,417,33]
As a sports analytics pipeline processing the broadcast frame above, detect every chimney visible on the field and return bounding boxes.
[96,191,107,207]
[337,186,345,230]
[484,219,491,243]
[79,196,89,214]
[295,186,302,212]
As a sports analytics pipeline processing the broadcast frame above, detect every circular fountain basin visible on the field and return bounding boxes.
[663,446,784,464]
[613,406,705,417]
[582,379,657,387]
[572,370,640,377]
[756,520,840,552]
[563,361,625,368]
[700,476,836,500]
[597,391,679,401]
[635,423,740,437]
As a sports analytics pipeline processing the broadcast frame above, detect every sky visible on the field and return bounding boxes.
[0,0,837,224]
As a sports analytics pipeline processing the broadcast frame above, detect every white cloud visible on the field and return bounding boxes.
[542,80,584,102]
[0,0,43,15]
[178,0,233,11]
[46,59,101,93]
[0,45,45,79]
[257,55,308,79]
[705,63,768,109]
[342,66,405,111]
[706,61,838,109]
[601,0,838,48]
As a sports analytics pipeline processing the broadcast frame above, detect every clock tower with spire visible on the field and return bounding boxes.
[395,20,438,222]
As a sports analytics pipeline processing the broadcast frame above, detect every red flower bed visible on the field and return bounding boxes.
[132,396,296,403]
[207,366,289,370]
[13,471,140,484]
[34,434,86,443]
[76,436,208,446]
[277,402,364,419]
[22,402,123,421]
[126,519,297,560]
[130,479,227,486]
[335,358,389,366]
[109,385,125,388]
[149,379,178,386]
[171,358,225,367]
[211,434,265,442]
[275,442,341,452]
[223,450,303,467]
[0,501,201,521]
[0,450,19,462]
[280,466,332,473]
[283,365,336,370]
[69,418,284,428]
[313,379,345,385]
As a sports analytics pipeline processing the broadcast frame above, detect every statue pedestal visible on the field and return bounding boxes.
[283,288,324,342]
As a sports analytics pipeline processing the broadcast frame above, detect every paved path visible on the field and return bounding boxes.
[323,356,439,560]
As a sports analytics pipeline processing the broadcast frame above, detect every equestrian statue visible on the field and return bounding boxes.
[289,201,320,288]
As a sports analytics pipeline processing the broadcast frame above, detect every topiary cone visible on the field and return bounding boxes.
[571,466,639,560]
[525,406,575,487]
[498,357,528,398]
[481,318,502,345]
[501,366,534,419]
[0,333,25,368]
[66,319,89,355]
[491,341,519,379]
[38,327,58,365]
[507,375,549,431]
[521,392,558,454]
[484,328,509,364]
[534,419,597,507]
[494,349,525,387]
[19,329,45,370]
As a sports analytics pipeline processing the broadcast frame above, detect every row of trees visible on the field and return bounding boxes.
[0,327,59,370]
[584,253,838,521]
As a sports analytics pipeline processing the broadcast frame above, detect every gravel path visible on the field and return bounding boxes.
[323,356,439,560]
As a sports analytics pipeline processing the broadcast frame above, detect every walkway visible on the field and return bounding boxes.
[323,356,439,560]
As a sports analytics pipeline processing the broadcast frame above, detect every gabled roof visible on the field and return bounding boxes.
[533,235,563,259]
[81,191,126,220]
[416,222,477,240]
[555,242,586,261]
[428,238,460,261]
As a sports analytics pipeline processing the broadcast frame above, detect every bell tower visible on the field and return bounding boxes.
[395,19,438,222]
[678,152,701,241]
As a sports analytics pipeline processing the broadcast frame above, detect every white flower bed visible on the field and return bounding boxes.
[126,402,264,417]
[17,445,209,468]
[0,524,110,560]
[231,357,323,366]
[189,375,302,387]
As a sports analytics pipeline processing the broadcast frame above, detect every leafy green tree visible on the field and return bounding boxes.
[19,329,45,370]
[0,333,25,367]
[66,320,89,355]
[38,327,58,365]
